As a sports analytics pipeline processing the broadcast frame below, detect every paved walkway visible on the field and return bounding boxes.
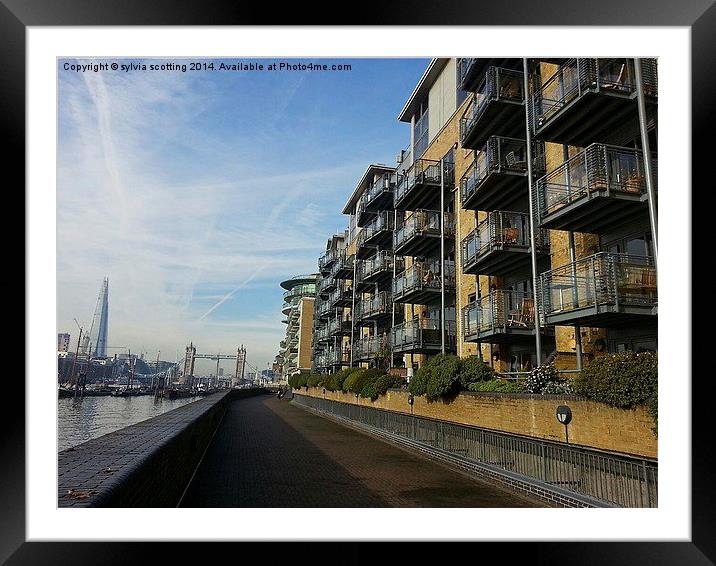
[180,395,540,507]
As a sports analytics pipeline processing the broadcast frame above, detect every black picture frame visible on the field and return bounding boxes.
[4,0,705,563]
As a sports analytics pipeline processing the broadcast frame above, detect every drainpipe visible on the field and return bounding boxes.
[440,157,446,355]
[634,58,658,268]
[564,143,583,372]
[522,58,543,364]
[350,254,356,367]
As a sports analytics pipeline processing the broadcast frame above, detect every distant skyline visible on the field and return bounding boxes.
[57,57,430,372]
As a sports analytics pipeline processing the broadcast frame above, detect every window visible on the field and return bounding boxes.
[413,103,429,159]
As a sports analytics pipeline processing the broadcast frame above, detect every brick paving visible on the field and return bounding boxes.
[180,395,541,507]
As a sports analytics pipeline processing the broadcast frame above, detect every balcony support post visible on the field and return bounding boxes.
[392,211,398,367]
[523,58,543,364]
[568,230,583,371]
[350,256,356,367]
[440,158,446,355]
[634,58,658,268]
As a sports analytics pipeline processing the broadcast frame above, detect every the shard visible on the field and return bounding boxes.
[88,277,109,358]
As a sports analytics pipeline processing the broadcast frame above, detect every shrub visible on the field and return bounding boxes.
[458,357,496,389]
[573,351,657,410]
[306,374,323,388]
[525,363,559,394]
[468,379,525,393]
[541,379,574,395]
[288,373,308,389]
[349,368,385,396]
[409,354,462,401]
[326,367,358,392]
[343,369,368,394]
[362,373,406,401]
[407,366,429,396]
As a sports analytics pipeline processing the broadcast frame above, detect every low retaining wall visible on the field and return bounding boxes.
[297,387,656,458]
[58,388,267,507]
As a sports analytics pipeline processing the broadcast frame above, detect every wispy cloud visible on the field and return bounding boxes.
[57,57,420,370]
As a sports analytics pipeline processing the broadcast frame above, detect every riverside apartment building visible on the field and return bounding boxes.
[288,58,658,376]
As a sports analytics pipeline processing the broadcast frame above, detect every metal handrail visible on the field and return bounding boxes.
[393,261,457,299]
[359,251,404,282]
[532,58,658,132]
[534,143,658,222]
[462,290,536,337]
[461,211,548,267]
[394,210,455,249]
[392,317,458,349]
[460,136,529,205]
[539,252,657,320]
[395,158,453,205]
[460,67,524,143]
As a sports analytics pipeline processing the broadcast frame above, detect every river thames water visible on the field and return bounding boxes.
[57,395,199,452]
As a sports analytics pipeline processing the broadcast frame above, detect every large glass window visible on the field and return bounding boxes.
[413,105,429,159]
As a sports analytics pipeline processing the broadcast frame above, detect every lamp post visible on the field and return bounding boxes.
[556,405,573,444]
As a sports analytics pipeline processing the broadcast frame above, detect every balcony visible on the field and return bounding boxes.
[327,314,352,337]
[462,290,551,344]
[320,346,350,369]
[394,210,455,257]
[318,275,336,297]
[395,158,453,210]
[316,299,335,319]
[354,334,391,362]
[393,261,456,305]
[356,252,404,291]
[392,318,457,355]
[461,211,549,276]
[460,67,525,150]
[539,252,657,327]
[283,283,316,302]
[314,325,331,344]
[319,249,341,275]
[329,284,353,308]
[330,253,354,280]
[534,143,655,233]
[356,172,395,227]
[355,291,392,324]
[531,58,658,146]
[360,210,394,252]
[458,58,523,92]
[460,136,543,212]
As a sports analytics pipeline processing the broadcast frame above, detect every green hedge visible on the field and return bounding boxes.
[344,368,386,395]
[323,367,358,392]
[306,374,323,388]
[361,373,405,401]
[288,373,308,389]
[409,355,494,401]
[573,351,658,435]
[573,352,657,409]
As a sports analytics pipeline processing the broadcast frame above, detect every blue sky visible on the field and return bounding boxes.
[57,57,430,373]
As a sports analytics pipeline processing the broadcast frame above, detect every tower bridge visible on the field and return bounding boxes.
[182,343,247,387]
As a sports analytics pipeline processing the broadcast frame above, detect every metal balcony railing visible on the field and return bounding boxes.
[393,261,457,301]
[328,283,353,307]
[357,172,395,215]
[354,334,391,360]
[322,346,350,367]
[531,58,658,134]
[460,136,536,207]
[358,251,404,283]
[460,67,524,145]
[392,318,457,352]
[534,143,657,224]
[457,57,478,89]
[539,252,657,323]
[283,283,316,301]
[395,158,454,206]
[461,211,548,269]
[356,291,392,320]
[358,211,395,247]
[394,210,455,250]
[329,252,354,279]
[462,290,536,339]
[319,248,343,272]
